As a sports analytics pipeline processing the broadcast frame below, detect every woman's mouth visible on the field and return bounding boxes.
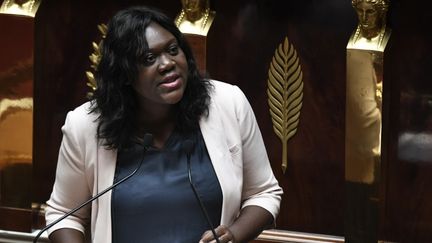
[159,74,182,89]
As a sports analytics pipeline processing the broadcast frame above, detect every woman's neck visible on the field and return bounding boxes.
[136,104,177,148]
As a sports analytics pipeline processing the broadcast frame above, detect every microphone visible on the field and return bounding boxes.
[33,134,154,243]
[182,140,221,243]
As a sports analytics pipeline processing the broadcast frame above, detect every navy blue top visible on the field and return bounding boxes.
[111,130,222,243]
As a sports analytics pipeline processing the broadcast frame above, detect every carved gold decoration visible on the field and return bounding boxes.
[175,0,215,36]
[348,0,391,52]
[267,37,303,174]
[85,24,107,98]
[175,8,210,32]
[0,0,41,17]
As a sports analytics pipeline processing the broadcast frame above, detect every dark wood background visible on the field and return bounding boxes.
[21,0,432,242]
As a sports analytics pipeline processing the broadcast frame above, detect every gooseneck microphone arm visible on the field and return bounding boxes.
[33,134,154,243]
[182,140,221,243]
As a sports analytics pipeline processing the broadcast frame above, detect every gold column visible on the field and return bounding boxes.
[345,0,390,242]
[0,0,41,232]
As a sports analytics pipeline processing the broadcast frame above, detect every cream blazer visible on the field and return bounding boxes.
[46,80,282,242]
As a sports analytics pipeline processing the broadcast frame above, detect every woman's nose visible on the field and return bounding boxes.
[157,54,175,72]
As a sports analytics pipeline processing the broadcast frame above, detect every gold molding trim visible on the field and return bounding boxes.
[85,24,107,99]
[267,37,303,174]
[256,229,344,243]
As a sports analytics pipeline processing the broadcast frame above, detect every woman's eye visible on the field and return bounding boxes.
[144,54,156,65]
[168,45,179,55]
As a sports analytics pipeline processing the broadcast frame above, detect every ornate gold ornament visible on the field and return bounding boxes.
[348,0,391,52]
[175,8,210,31]
[0,0,41,17]
[267,37,303,174]
[174,0,215,36]
[85,24,107,98]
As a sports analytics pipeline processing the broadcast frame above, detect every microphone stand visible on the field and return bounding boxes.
[183,140,221,243]
[33,134,153,243]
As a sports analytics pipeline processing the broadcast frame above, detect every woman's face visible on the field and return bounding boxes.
[355,1,381,31]
[133,23,189,108]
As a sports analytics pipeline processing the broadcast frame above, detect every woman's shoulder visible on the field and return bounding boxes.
[208,79,243,97]
[63,101,99,132]
[208,79,248,105]
[208,79,236,91]
[68,101,97,119]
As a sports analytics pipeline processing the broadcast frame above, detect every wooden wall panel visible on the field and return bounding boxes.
[206,1,353,235]
[381,0,432,242]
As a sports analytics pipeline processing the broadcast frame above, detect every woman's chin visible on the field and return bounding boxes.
[162,93,184,105]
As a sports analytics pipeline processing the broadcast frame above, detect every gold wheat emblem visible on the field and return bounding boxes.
[267,37,303,174]
[85,23,107,99]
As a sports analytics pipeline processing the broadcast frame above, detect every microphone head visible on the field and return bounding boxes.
[182,139,195,155]
[142,133,153,148]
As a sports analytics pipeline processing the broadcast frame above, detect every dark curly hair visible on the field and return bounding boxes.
[89,6,212,150]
